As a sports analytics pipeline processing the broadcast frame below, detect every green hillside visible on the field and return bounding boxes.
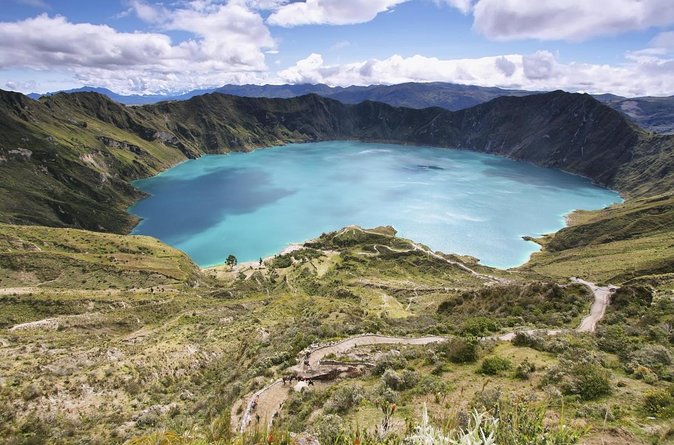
[0,89,673,444]
[1,89,673,232]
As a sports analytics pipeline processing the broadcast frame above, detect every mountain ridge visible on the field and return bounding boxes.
[25,82,674,134]
[1,88,672,233]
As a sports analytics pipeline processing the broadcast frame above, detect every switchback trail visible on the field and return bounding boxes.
[233,276,616,433]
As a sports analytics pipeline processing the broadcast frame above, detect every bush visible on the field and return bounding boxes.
[479,356,513,375]
[515,359,536,380]
[441,337,480,364]
[633,365,659,384]
[324,384,364,414]
[627,345,673,379]
[460,317,500,337]
[643,388,674,417]
[597,325,639,359]
[269,254,293,269]
[311,414,346,444]
[512,331,546,350]
[382,369,419,391]
[413,375,449,396]
[373,352,407,375]
[567,364,612,401]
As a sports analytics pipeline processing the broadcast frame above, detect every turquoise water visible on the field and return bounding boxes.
[130,141,621,269]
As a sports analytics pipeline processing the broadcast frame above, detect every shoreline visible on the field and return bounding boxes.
[126,140,625,273]
[203,243,305,272]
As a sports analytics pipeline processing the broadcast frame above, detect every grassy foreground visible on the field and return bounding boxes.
[0,222,672,444]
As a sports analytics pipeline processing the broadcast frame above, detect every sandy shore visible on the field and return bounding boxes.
[204,243,305,273]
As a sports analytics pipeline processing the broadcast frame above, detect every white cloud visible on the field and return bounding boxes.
[126,0,167,23]
[5,80,38,91]
[245,0,290,9]
[0,2,276,94]
[522,50,556,79]
[434,0,473,14]
[494,56,515,77]
[267,0,407,27]
[279,50,674,96]
[472,0,674,41]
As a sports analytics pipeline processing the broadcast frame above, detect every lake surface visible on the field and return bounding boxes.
[130,141,621,269]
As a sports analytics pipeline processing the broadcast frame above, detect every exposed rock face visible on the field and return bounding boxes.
[0,88,672,232]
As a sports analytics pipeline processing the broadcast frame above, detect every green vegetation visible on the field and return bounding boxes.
[1,88,673,233]
[0,224,671,444]
[523,194,674,283]
[0,87,673,444]
[479,356,513,375]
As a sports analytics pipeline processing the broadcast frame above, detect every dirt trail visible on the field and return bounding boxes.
[339,226,507,284]
[234,334,446,432]
[234,277,617,433]
[296,334,446,369]
[572,278,617,333]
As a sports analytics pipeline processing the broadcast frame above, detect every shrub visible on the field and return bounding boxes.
[633,365,659,384]
[373,352,407,375]
[627,345,673,378]
[479,356,513,376]
[566,364,612,401]
[512,331,546,350]
[461,317,500,337]
[514,359,536,380]
[311,414,346,444]
[610,285,653,311]
[413,375,449,396]
[643,388,674,417]
[324,384,364,414]
[269,254,292,269]
[441,337,481,364]
[382,369,419,391]
[596,325,639,359]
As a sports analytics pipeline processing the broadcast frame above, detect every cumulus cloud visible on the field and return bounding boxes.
[0,2,276,94]
[522,50,556,79]
[267,0,407,27]
[494,56,515,77]
[279,50,674,96]
[472,0,674,41]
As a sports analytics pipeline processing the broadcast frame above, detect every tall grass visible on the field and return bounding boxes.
[127,399,582,445]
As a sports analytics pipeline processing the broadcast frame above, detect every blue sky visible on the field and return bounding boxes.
[1,0,673,96]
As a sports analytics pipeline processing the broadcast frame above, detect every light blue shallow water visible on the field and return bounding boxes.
[130,141,621,269]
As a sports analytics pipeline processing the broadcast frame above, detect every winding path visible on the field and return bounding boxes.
[233,274,617,433]
[339,226,507,284]
[571,278,617,333]
[233,335,446,432]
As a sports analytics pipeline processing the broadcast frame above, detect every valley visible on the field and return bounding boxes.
[0,89,672,445]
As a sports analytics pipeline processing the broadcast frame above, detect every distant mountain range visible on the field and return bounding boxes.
[27,83,674,134]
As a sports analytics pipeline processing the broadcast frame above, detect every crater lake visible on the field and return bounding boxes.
[129,141,622,269]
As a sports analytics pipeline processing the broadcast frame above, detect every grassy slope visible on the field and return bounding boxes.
[522,194,674,283]
[1,89,673,444]
[0,226,671,444]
